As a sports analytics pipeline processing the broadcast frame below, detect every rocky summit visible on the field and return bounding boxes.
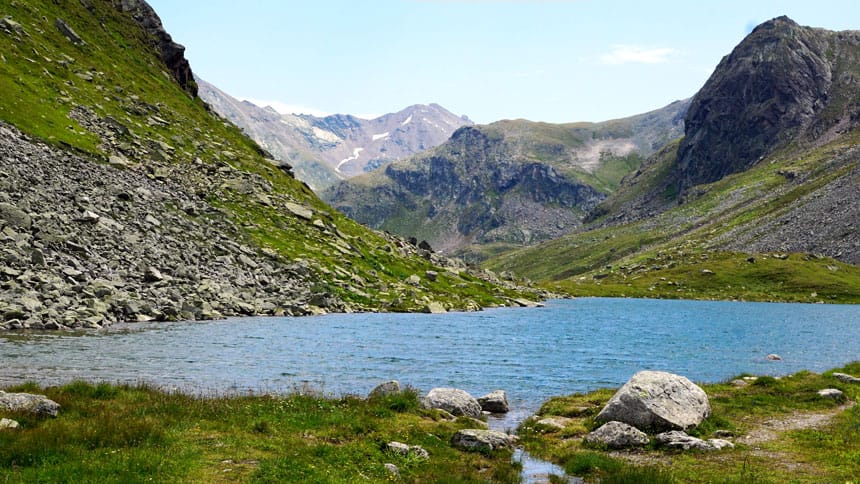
[0,0,541,330]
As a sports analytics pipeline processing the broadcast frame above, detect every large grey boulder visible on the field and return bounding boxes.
[655,430,734,451]
[596,371,710,432]
[584,421,649,449]
[477,390,510,413]
[420,388,482,419]
[451,429,517,452]
[0,391,60,417]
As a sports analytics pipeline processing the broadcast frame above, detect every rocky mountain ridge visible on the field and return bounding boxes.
[487,17,860,297]
[0,0,541,330]
[197,78,472,191]
[323,100,688,260]
[604,16,860,221]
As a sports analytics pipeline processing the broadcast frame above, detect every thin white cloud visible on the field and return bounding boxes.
[600,45,677,65]
[241,98,331,117]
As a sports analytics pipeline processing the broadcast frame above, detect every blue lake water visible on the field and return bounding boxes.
[2,297,860,428]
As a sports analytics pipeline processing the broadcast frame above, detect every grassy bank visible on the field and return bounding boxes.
[0,382,518,483]
[519,362,860,483]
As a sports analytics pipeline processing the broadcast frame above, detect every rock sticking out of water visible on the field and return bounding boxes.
[478,390,510,414]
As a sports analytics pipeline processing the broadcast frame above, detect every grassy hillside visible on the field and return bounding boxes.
[0,0,539,321]
[486,129,860,303]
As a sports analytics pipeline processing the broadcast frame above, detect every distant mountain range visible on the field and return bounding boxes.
[198,79,471,191]
[322,100,688,259]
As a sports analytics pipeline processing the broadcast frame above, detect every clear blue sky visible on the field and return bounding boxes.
[148,0,858,124]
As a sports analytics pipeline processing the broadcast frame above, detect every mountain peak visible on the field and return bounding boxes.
[672,16,859,192]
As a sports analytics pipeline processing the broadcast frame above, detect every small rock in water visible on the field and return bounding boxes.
[477,390,510,414]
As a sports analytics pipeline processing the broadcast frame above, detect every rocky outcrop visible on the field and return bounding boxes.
[655,430,734,451]
[368,380,401,398]
[650,16,860,200]
[0,391,60,417]
[420,388,483,419]
[114,0,197,97]
[833,372,860,384]
[450,429,517,452]
[595,371,710,432]
[478,390,510,414]
[818,388,844,400]
[584,421,649,449]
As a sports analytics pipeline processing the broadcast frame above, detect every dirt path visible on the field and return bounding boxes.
[737,402,854,446]
[609,402,854,470]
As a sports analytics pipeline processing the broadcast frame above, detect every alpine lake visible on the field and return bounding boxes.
[3,297,860,482]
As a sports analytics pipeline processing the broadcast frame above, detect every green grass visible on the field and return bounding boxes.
[519,362,860,483]
[0,382,519,483]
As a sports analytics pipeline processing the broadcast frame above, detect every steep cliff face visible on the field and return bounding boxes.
[674,16,860,191]
[114,0,197,97]
[324,101,687,258]
[597,17,860,224]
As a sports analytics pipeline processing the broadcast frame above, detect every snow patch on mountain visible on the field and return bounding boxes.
[372,132,390,141]
[336,147,364,173]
